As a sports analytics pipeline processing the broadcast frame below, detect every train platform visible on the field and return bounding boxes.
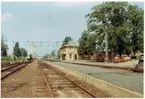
[44,60,143,95]
[60,59,139,68]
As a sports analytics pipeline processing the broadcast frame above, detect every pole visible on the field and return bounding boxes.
[22,50,23,58]
[105,25,108,62]
[95,41,97,61]
[13,41,15,57]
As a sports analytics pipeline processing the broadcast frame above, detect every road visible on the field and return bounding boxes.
[47,61,143,94]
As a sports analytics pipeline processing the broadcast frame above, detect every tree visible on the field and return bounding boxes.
[78,30,89,59]
[13,42,21,57]
[86,2,143,58]
[20,48,28,57]
[29,54,33,59]
[57,50,60,58]
[43,54,50,58]
[62,36,72,46]
[127,5,144,54]
[78,30,97,59]
[51,50,55,57]
[1,35,8,56]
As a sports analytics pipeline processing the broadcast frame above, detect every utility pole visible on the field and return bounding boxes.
[105,25,108,62]
[95,41,98,61]
[104,14,108,63]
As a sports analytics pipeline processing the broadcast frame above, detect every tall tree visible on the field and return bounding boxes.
[86,2,143,57]
[13,42,21,57]
[127,5,144,54]
[1,35,8,56]
[78,30,89,59]
[62,36,72,46]
[78,30,96,59]
[20,48,28,57]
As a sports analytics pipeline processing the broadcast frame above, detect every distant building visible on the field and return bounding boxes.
[59,41,79,60]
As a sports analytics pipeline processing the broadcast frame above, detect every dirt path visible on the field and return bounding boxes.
[1,60,38,98]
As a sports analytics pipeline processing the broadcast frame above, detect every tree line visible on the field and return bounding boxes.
[78,2,143,59]
[1,35,28,58]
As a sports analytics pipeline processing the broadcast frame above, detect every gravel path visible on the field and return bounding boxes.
[48,61,143,94]
[1,60,38,98]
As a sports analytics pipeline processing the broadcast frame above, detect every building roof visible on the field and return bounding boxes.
[60,41,79,49]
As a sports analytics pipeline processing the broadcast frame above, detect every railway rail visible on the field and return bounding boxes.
[36,60,112,98]
[1,60,33,80]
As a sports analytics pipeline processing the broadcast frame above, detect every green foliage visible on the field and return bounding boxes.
[78,30,89,58]
[1,56,13,61]
[2,56,27,62]
[127,5,144,54]
[20,48,28,57]
[15,57,27,62]
[29,54,33,59]
[1,35,8,56]
[13,42,21,57]
[78,30,97,58]
[86,2,143,56]
[62,36,72,46]
[57,50,60,58]
[51,50,55,57]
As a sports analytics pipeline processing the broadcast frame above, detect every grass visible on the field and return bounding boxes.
[1,56,28,65]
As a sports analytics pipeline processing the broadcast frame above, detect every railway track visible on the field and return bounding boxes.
[36,60,112,98]
[1,61,33,80]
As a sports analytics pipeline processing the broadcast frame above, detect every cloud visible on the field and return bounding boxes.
[54,2,89,7]
[1,12,13,22]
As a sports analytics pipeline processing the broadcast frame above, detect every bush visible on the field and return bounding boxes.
[1,56,13,61]
[1,56,27,63]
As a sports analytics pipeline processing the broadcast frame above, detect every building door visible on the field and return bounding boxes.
[62,54,66,60]
[75,54,77,60]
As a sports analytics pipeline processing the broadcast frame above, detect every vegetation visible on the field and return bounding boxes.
[13,42,28,57]
[51,50,56,57]
[78,2,143,59]
[42,54,50,58]
[62,36,72,46]
[1,35,29,63]
[29,54,33,60]
[57,50,60,58]
[2,56,27,63]
[78,30,97,59]
[13,42,21,57]
[20,48,28,57]
[1,35,8,56]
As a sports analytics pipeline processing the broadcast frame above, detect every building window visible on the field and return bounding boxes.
[69,54,72,58]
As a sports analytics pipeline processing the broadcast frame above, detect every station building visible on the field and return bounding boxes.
[59,41,79,61]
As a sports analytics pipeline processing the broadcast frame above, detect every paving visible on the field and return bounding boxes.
[47,61,143,94]
[60,59,139,68]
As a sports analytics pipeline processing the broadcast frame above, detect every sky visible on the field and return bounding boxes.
[1,2,144,57]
